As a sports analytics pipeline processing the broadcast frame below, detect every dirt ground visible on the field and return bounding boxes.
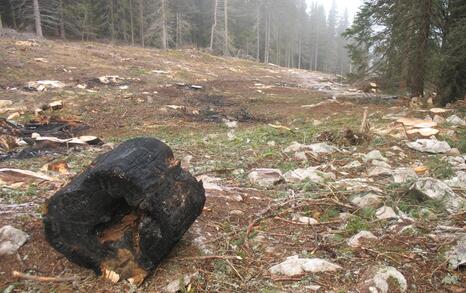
[0,38,465,292]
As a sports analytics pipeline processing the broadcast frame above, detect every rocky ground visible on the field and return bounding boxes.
[0,37,465,292]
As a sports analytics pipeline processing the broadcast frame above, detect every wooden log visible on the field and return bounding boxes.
[43,138,205,285]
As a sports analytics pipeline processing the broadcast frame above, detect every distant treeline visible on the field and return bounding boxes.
[0,0,352,75]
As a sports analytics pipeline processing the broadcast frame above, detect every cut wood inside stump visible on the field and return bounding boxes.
[43,138,206,286]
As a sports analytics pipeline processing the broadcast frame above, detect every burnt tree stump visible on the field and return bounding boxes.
[43,138,205,285]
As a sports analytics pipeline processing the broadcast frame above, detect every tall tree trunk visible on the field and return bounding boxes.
[161,0,167,50]
[264,11,270,64]
[0,15,3,30]
[176,13,180,48]
[256,4,260,62]
[9,0,17,30]
[130,0,134,45]
[438,0,465,105]
[59,0,65,39]
[109,0,115,42]
[33,0,43,37]
[223,0,229,56]
[298,34,302,69]
[275,29,279,65]
[210,0,218,50]
[139,0,144,47]
[409,0,432,97]
[314,34,319,71]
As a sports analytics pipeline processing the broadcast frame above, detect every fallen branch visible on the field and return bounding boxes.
[177,255,243,261]
[359,107,369,133]
[12,271,81,282]
[271,274,305,282]
[274,217,342,226]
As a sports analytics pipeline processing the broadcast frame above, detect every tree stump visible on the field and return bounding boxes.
[43,138,205,285]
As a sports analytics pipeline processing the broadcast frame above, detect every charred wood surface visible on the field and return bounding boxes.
[43,137,205,284]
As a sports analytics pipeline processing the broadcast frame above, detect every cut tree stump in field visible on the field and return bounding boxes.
[43,137,206,285]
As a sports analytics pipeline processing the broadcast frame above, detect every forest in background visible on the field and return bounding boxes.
[0,0,352,75]
[0,0,465,104]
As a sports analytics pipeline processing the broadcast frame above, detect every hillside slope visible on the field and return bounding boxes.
[0,38,465,292]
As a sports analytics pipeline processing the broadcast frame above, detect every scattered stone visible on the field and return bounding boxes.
[367,166,392,177]
[227,129,236,140]
[360,266,408,293]
[294,151,308,161]
[343,160,362,169]
[412,178,466,214]
[267,141,276,147]
[97,75,122,84]
[347,231,378,248]
[351,193,383,208]
[283,167,335,183]
[308,142,339,155]
[391,146,403,152]
[0,225,29,255]
[445,171,466,189]
[433,115,446,124]
[181,155,193,170]
[284,141,305,153]
[448,156,466,170]
[248,168,283,187]
[376,206,398,220]
[284,142,338,155]
[407,139,451,154]
[162,273,198,293]
[269,255,341,276]
[230,210,244,216]
[339,212,352,221]
[223,119,238,128]
[447,148,461,156]
[197,175,223,191]
[446,115,466,126]
[446,234,466,270]
[372,160,392,169]
[292,215,318,225]
[363,150,386,162]
[25,80,65,91]
[392,167,418,184]
[337,179,383,194]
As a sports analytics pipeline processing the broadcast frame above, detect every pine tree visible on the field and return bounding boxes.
[438,0,466,104]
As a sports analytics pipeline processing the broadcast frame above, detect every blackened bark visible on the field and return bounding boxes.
[44,138,205,284]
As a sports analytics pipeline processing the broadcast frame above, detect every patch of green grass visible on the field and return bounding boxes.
[344,216,370,234]
[175,69,195,81]
[426,155,455,179]
[439,128,466,153]
[128,66,149,77]
[442,274,460,285]
[360,207,376,220]
[320,207,340,222]
[398,190,447,219]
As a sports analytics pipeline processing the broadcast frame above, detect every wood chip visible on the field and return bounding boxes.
[397,117,437,128]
